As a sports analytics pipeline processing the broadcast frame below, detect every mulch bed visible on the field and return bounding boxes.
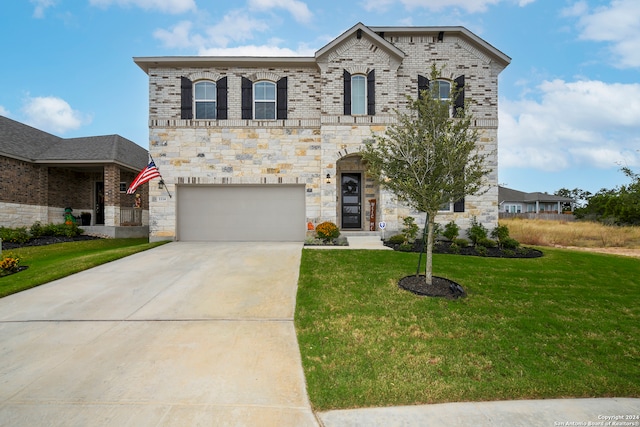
[399,275,466,299]
[384,240,543,258]
[1,235,102,251]
[389,240,543,299]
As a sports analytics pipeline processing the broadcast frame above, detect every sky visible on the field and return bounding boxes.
[1,0,639,195]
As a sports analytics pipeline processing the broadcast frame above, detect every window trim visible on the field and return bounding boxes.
[253,80,277,120]
[193,80,217,120]
[351,74,367,116]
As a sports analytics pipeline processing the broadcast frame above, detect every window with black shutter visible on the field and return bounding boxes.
[453,75,465,117]
[417,75,429,99]
[277,77,288,120]
[180,76,193,119]
[216,76,228,120]
[241,77,253,120]
[453,198,465,212]
[343,70,351,115]
[367,70,375,116]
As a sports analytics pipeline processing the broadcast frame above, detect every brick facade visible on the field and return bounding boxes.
[136,24,510,240]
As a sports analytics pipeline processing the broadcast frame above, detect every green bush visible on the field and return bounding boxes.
[443,221,460,241]
[401,216,419,244]
[476,245,488,256]
[30,222,45,238]
[477,237,497,248]
[467,217,488,246]
[453,238,469,247]
[0,227,30,244]
[387,234,406,244]
[501,237,520,249]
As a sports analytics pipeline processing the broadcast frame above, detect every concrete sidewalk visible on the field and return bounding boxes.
[0,242,318,427]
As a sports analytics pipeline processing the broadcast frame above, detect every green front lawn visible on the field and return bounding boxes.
[295,248,640,410]
[0,239,168,298]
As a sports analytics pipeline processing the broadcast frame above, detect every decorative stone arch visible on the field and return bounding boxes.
[187,71,221,82]
[335,154,381,231]
[345,65,371,76]
[246,71,281,82]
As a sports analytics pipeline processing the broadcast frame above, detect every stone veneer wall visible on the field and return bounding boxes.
[144,29,504,240]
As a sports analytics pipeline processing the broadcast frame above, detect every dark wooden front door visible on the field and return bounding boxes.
[95,182,105,225]
[341,173,362,229]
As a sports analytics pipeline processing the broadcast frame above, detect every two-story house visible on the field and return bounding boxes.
[134,22,510,242]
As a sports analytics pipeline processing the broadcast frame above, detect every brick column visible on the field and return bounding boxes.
[103,164,121,226]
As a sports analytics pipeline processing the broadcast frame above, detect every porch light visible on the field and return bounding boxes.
[325,174,331,184]
[158,179,165,190]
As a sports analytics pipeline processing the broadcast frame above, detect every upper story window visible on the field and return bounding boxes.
[180,76,227,120]
[417,74,465,117]
[351,75,367,115]
[194,81,216,119]
[434,80,451,102]
[344,69,375,116]
[254,81,276,120]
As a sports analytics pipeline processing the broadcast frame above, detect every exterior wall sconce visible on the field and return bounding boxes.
[326,174,331,184]
[158,179,165,189]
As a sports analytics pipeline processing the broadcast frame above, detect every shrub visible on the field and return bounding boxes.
[0,254,21,275]
[477,237,497,248]
[398,243,413,252]
[0,227,30,244]
[316,221,340,241]
[30,222,45,238]
[501,237,520,249]
[387,234,406,244]
[453,238,469,247]
[476,245,488,256]
[443,221,460,241]
[467,217,488,246]
[401,216,419,244]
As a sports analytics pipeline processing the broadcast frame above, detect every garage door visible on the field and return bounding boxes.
[177,184,306,241]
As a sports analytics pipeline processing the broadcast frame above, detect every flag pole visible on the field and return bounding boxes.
[149,153,172,199]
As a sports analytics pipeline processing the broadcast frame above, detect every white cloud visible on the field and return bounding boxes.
[248,0,312,23]
[572,0,640,68]
[0,105,9,116]
[22,96,91,134]
[30,0,56,18]
[360,0,528,13]
[499,79,640,171]
[89,0,196,14]
[199,44,314,57]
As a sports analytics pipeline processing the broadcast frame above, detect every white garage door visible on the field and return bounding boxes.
[177,184,306,242]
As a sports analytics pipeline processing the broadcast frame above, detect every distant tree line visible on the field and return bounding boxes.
[555,167,640,225]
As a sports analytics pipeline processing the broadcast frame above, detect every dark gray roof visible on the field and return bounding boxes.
[499,186,574,203]
[0,115,147,171]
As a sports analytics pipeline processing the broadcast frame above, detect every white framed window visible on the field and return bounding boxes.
[119,182,127,193]
[434,79,451,101]
[194,81,217,119]
[351,75,366,115]
[439,202,452,212]
[254,81,276,120]
[504,204,522,213]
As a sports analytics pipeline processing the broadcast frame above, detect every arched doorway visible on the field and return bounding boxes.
[336,155,378,231]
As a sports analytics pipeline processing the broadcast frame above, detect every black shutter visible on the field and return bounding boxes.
[343,70,351,115]
[418,75,429,100]
[453,75,465,117]
[277,77,288,120]
[216,76,228,120]
[241,77,253,120]
[453,198,465,212]
[180,76,193,120]
[367,70,375,116]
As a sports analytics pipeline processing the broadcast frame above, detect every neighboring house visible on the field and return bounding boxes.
[499,186,574,215]
[134,22,511,242]
[0,115,150,237]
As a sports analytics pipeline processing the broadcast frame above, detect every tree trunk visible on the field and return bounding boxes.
[425,213,436,285]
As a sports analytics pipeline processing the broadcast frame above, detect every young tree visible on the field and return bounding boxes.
[361,65,492,285]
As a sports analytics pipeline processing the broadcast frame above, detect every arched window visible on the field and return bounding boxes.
[434,79,451,102]
[351,75,367,115]
[194,81,216,119]
[254,81,276,120]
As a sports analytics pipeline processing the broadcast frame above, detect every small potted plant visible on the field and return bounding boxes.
[80,211,92,226]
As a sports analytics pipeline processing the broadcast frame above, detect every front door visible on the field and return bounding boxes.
[341,173,362,229]
[95,182,105,225]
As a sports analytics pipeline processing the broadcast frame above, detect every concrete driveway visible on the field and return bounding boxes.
[0,242,318,427]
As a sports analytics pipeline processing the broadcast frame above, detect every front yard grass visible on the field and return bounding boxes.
[0,238,167,298]
[295,248,640,410]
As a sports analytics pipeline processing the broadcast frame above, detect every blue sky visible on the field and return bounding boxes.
[1,0,639,195]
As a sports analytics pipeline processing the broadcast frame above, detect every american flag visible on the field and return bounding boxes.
[127,161,162,194]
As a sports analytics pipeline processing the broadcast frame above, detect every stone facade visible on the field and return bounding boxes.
[135,23,510,240]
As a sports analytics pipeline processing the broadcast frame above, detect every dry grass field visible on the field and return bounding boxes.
[501,218,640,257]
